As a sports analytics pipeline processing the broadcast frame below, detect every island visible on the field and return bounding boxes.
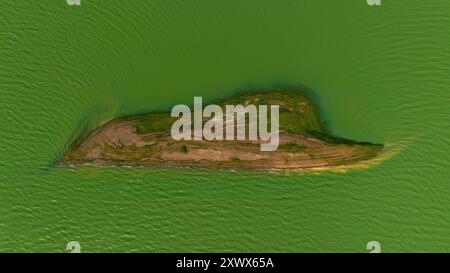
[61,90,383,171]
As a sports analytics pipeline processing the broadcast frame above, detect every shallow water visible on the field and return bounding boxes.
[1,0,450,252]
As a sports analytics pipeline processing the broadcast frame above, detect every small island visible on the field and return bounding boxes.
[61,90,383,171]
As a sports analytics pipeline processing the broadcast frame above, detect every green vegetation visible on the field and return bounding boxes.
[115,139,125,149]
[180,144,188,154]
[279,142,306,152]
[134,114,176,134]
[218,90,323,134]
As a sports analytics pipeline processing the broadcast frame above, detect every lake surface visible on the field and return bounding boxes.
[1,0,449,252]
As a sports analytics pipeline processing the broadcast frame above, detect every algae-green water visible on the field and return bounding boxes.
[1,0,450,252]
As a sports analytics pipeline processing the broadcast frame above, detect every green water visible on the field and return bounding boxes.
[1,0,450,252]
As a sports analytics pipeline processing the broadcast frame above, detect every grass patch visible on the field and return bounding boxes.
[180,144,188,154]
[115,139,125,149]
[279,142,306,152]
[134,114,176,134]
